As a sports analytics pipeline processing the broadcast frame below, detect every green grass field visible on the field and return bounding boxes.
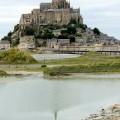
[43,52,120,76]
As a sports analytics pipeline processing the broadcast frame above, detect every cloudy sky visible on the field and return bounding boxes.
[0,0,120,39]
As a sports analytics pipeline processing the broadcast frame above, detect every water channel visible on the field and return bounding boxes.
[1,74,120,120]
[0,54,120,120]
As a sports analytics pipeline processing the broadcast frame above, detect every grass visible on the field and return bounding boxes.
[39,52,119,66]
[0,70,8,77]
[43,52,120,76]
[1,52,120,76]
[0,66,47,72]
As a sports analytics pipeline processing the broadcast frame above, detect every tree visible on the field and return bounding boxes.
[77,24,87,31]
[43,33,55,39]
[1,36,11,43]
[1,36,9,40]
[12,38,20,47]
[93,28,100,35]
[14,24,19,32]
[68,35,76,43]
[67,26,77,34]
[24,26,35,35]
[8,31,13,37]
[58,35,67,39]
[61,30,67,34]
[70,19,77,24]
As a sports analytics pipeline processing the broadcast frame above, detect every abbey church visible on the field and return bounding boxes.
[19,0,83,29]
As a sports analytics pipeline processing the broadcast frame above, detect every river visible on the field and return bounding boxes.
[0,75,120,120]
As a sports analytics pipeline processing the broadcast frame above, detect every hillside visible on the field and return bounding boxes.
[1,21,119,48]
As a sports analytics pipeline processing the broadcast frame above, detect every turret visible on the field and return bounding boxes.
[52,0,66,4]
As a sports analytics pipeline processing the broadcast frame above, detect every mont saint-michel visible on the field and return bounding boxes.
[20,0,83,29]
[0,0,119,51]
[1,1,120,120]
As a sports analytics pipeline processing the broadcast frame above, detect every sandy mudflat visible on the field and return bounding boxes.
[6,71,43,77]
[71,73,120,79]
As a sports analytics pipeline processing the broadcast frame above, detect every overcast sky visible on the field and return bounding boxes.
[0,0,120,39]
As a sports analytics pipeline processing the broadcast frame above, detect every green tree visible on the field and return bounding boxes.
[43,33,55,39]
[8,31,13,37]
[24,26,35,35]
[68,35,76,43]
[1,36,11,43]
[12,38,20,47]
[61,30,67,34]
[67,26,77,34]
[58,35,67,39]
[14,24,19,32]
[70,19,77,24]
[77,24,87,31]
[93,28,100,35]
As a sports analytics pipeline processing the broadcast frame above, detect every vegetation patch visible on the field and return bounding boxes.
[44,62,120,76]
[0,48,37,64]
[41,65,47,68]
[0,70,8,77]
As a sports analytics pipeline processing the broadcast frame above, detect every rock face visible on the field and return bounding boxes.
[85,104,120,120]
[18,36,36,50]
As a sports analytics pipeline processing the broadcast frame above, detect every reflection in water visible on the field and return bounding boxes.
[54,112,57,120]
[0,76,120,120]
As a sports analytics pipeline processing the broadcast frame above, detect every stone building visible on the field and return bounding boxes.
[19,0,83,30]
[0,40,10,51]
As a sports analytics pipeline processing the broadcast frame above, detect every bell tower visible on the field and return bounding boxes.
[52,0,70,9]
[52,0,66,3]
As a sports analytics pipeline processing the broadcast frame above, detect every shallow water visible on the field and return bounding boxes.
[0,75,120,120]
[32,54,80,61]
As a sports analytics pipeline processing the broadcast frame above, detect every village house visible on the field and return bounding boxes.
[47,38,70,49]
[0,40,10,51]
[47,39,58,49]
[58,39,70,46]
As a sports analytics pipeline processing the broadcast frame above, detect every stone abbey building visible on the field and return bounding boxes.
[19,0,83,29]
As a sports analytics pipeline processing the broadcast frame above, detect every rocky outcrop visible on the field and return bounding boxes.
[85,104,120,120]
[18,36,36,50]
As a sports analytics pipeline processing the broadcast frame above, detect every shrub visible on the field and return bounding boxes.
[0,70,8,76]
[24,26,35,35]
[0,48,37,64]
[41,65,47,68]
[93,28,100,35]
[14,24,19,32]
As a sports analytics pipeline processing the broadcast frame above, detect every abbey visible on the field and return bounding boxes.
[19,0,83,29]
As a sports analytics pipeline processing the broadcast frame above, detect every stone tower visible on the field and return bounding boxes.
[52,0,66,3]
[52,0,70,9]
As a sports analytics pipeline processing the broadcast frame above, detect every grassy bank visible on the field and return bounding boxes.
[44,62,120,76]
[0,70,8,77]
[1,52,120,76]
[40,52,120,66]
[43,52,120,76]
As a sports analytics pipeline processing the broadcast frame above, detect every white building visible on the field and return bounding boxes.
[0,40,10,51]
